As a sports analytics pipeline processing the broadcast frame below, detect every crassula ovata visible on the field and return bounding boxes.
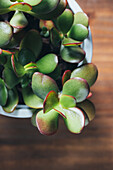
[0,0,98,135]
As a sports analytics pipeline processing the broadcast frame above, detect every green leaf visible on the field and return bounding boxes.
[10,11,28,29]
[0,8,11,15]
[73,12,89,28]
[63,107,85,134]
[68,24,89,41]
[47,66,61,80]
[0,0,14,8]
[18,48,36,66]
[60,45,85,63]
[0,22,13,48]
[43,90,59,113]
[3,68,20,89]
[23,0,41,6]
[11,54,25,77]
[36,109,59,135]
[50,27,62,47]
[20,29,42,58]
[32,72,59,100]
[36,53,58,74]
[71,63,98,87]
[56,9,74,34]
[0,49,12,65]
[3,88,19,113]
[9,2,32,12]
[62,77,90,103]
[34,0,67,20]
[0,78,8,106]
[22,86,43,109]
[62,70,71,85]
[77,99,95,121]
[32,0,59,14]
[59,94,76,108]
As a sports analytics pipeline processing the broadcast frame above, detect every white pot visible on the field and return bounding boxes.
[0,0,93,118]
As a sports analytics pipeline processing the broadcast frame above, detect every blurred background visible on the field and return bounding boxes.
[0,0,113,169]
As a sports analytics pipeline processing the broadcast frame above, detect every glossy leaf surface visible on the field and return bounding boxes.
[3,88,18,113]
[36,109,59,136]
[62,77,89,102]
[68,24,89,41]
[22,86,43,109]
[43,90,59,113]
[0,22,13,47]
[71,63,98,87]
[63,107,85,134]
[20,29,42,58]
[60,94,76,108]
[32,72,59,100]
[60,46,85,63]
[9,2,32,12]
[36,53,58,74]
[73,12,89,28]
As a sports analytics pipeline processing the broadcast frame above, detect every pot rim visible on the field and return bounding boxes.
[0,0,93,119]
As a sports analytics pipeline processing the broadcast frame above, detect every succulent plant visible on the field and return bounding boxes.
[0,0,98,135]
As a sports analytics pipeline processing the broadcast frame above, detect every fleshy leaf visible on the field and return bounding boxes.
[56,9,74,34]
[59,94,76,108]
[43,90,59,113]
[73,12,89,28]
[35,0,67,20]
[10,11,28,29]
[71,63,98,87]
[68,24,89,41]
[22,86,43,109]
[62,70,71,85]
[0,0,14,8]
[62,77,90,102]
[32,72,59,100]
[32,0,59,15]
[0,78,8,106]
[3,88,19,113]
[11,54,25,77]
[20,29,42,58]
[9,2,32,12]
[50,27,63,47]
[23,0,41,6]
[63,107,85,134]
[62,37,82,46]
[3,68,20,89]
[36,109,59,136]
[18,48,36,66]
[77,99,95,121]
[36,53,58,74]
[60,46,85,63]
[0,49,13,65]
[0,22,13,48]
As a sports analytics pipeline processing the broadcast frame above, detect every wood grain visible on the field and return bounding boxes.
[0,0,113,169]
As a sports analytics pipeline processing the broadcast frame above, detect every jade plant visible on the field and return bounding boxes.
[0,0,98,135]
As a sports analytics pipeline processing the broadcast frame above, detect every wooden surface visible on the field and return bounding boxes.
[0,0,113,169]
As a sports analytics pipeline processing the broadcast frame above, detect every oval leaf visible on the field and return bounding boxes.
[0,22,13,48]
[77,99,95,121]
[62,77,90,103]
[36,53,58,74]
[36,109,59,136]
[56,9,74,34]
[32,72,59,100]
[22,86,43,109]
[68,24,89,41]
[63,107,85,134]
[20,29,42,58]
[71,63,98,87]
[62,70,71,85]
[73,12,89,28]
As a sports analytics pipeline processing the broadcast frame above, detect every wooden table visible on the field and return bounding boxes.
[0,0,113,169]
